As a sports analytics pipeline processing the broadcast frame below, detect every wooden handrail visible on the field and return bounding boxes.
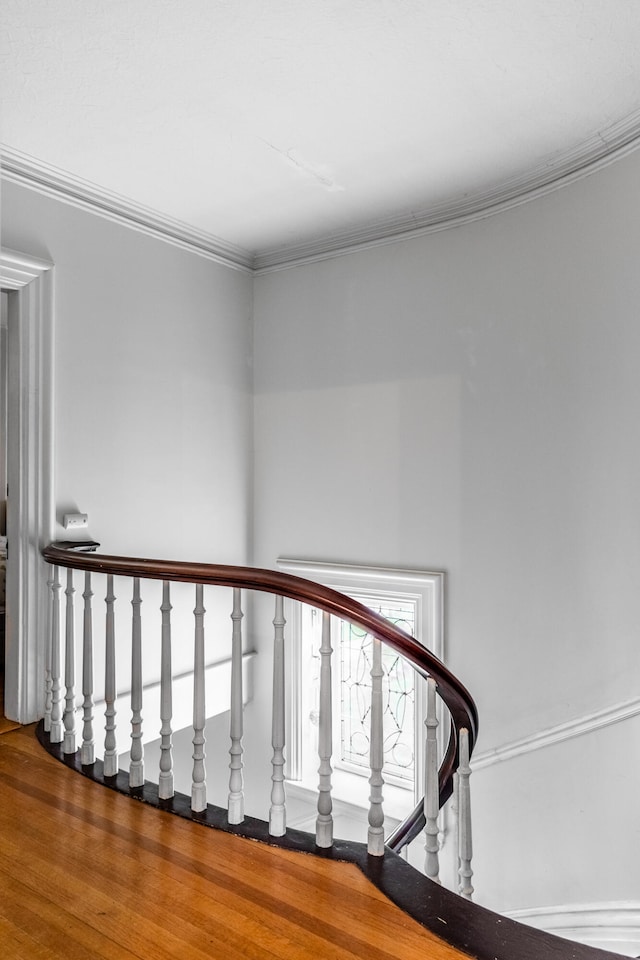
[42,543,478,841]
[39,546,628,958]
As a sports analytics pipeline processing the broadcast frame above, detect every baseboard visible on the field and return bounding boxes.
[88,651,256,746]
[505,901,640,956]
[473,696,640,770]
[285,779,401,832]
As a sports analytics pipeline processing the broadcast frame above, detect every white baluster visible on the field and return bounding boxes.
[81,572,95,765]
[191,583,207,812]
[316,610,333,848]
[44,569,54,732]
[367,637,385,856]
[129,578,144,788]
[451,770,460,889]
[103,575,118,777]
[228,587,244,824]
[458,728,474,900]
[50,567,63,744]
[269,594,286,837]
[424,677,440,882]
[63,568,76,754]
[158,581,174,800]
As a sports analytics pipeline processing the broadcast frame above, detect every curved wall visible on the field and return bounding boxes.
[3,138,640,926]
[252,148,640,915]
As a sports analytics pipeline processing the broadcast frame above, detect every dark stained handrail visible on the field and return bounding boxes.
[42,543,478,847]
[40,546,629,958]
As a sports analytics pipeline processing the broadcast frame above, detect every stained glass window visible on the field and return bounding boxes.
[277,559,444,802]
[336,596,417,785]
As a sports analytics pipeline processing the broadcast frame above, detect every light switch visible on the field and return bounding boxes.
[63,513,89,530]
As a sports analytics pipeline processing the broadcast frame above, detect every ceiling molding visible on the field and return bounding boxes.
[254,109,640,274]
[4,107,640,277]
[0,146,254,274]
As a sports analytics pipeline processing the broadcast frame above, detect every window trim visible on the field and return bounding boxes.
[277,558,445,804]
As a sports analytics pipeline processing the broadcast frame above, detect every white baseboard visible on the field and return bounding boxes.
[473,696,640,770]
[85,651,255,748]
[506,902,640,957]
[285,780,401,833]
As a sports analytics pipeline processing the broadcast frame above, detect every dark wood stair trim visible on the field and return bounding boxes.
[36,722,622,960]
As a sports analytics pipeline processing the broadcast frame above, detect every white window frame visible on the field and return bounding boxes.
[277,558,444,813]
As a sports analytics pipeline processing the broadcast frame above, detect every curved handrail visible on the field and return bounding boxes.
[42,544,478,841]
[40,546,627,958]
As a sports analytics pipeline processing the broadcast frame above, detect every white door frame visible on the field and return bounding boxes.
[1,248,55,722]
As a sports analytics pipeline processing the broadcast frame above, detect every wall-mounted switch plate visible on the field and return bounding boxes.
[63,512,89,530]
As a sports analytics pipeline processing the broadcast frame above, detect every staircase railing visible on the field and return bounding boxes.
[36,544,626,959]
[41,542,477,880]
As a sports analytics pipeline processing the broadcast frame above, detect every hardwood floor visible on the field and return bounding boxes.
[0,666,21,735]
[0,607,17,734]
[0,726,470,960]
[0,666,20,734]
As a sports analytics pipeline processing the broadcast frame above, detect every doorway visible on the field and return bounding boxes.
[0,248,54,725]
[1,291,7,719]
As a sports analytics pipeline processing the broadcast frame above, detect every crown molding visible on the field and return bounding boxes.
[254,108,640,274]
[0,146,254,274]
[473,695,640,771]
[5,107,640,277]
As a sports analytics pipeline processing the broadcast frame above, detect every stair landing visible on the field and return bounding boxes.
[0,724,470,960]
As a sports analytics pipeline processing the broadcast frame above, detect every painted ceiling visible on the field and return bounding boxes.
[3,1,640,268]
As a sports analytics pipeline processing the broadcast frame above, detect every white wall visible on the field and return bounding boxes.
[1,179,253,687]
[2,181,253,563]
[252,149,640,912]
[472,715,640,910]
[5,146,640,921]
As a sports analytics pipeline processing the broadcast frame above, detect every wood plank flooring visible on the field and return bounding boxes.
[0,676,21,735]
[0,613,16,734]
[0,726,471,960]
